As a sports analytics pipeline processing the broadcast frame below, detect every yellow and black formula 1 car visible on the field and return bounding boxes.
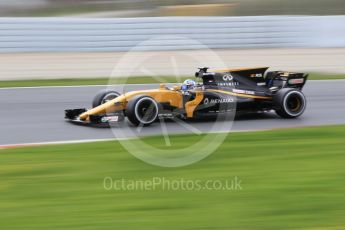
[65,67,308,127]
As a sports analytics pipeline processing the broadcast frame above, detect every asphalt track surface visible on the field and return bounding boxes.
[1,80,345,146]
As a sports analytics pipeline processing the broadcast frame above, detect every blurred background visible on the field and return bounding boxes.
[1,0,345,17]
[0,0,344,80]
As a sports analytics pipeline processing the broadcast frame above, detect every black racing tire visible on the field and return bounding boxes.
[92,89,120,108]
[274,88,306,118]
[125,96,159,126]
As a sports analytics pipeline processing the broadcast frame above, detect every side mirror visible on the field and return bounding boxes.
[196,67,209,78]
[198,67,209,72]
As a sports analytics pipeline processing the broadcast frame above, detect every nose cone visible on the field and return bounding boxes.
[79,95,127,120]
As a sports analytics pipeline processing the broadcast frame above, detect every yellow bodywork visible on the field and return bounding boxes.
[78,83,273,121]
[79,85,204,121]
[185,91,204,117]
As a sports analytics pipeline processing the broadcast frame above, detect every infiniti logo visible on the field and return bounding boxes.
[222,74,233,81]
[203,98,209,104]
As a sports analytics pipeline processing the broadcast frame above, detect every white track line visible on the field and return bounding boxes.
[0,83,160,90]
[0,79,344,90]
[0,129,263,150]
[0,137,132,150]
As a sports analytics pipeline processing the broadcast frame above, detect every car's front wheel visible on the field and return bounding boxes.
[125,96,159,126]
[274,88,306,118]
[92,89,120,108]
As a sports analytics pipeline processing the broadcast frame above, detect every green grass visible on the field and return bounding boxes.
[0,73,344,88]
[307,73,345,80]
[1,125,345,229]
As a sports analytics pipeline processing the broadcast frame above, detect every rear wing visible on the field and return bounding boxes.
[265,71,308,90]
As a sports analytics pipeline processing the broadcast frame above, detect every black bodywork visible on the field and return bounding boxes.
[189,67,308,118]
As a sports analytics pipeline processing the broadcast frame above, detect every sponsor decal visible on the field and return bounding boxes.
[158,113,174,118]
[250,73,263,78]
[101,116,119,123]
[217,82,239,87]
[204,98,234,104]
[288,78,304,84]
[233,89,255,95]
[257,82,266,86]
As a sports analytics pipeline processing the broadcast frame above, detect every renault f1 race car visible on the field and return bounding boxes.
[65,67,308,127]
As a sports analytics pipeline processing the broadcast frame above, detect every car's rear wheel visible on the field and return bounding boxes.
[274,88,306,118]
[92,89,120,108]
[125,96,159,126]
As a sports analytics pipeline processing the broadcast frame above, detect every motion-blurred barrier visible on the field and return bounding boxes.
[1,16,345,52]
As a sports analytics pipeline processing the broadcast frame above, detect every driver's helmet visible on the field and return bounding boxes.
[181,79,196,91]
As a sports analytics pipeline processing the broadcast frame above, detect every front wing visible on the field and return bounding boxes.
[65,108,125,128]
